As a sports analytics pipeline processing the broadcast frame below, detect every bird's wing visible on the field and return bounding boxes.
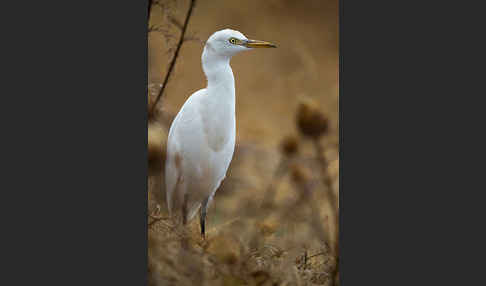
[205,122,236,209]
[165,89,207,215]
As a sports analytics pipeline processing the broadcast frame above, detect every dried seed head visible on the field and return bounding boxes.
[290,163,310,184]
[257,221,277,237]
[296,97,329,138]
[223,252,238,265]
[280,135,299,156]
[206,233,241,265]
[251,271,271,285]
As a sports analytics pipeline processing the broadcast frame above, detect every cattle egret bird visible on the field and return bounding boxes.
[165,29,276,238]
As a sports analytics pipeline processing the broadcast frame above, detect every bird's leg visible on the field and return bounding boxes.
[200,197,209,239]
[179,193,191,250]
[200,208,205,239]
[200,206,206,239]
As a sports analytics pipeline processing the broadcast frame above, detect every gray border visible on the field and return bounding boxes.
[2,0,148,284]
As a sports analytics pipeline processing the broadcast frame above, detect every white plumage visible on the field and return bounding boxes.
[165,29,276,237]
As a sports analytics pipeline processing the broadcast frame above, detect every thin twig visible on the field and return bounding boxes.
[312,138,339,286]
[261,157,290,210]
[150,0,197,115]
[183,35,205,45]
[148,0,153,21]
[149,213,168,220]
[148,215,170,227]
[148,25,170,34]
[148,204,169,227]
[168,15,183,31]
[308,252,326,259]
[312,139,338,223]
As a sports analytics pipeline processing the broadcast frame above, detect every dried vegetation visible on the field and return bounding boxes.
[148,1,339,285]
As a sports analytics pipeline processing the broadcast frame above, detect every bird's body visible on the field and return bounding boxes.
[165,29,276,237]
[165,87,236,221]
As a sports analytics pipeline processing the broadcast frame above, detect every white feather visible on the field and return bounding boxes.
[165,29,246,221]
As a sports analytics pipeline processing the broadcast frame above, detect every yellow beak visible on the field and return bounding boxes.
[245,39,277,48]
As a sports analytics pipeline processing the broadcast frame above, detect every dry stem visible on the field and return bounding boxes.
[149,0,197,115]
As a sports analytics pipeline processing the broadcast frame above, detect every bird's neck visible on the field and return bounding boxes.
[200,46,236,148]
[202,46,235,106]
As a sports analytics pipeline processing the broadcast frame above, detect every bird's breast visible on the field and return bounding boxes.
[199,73,236,153]
[204,116,235,152]
[200,102,235,152]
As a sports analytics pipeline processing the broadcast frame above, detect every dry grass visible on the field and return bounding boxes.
[147,111,339,285]
[148,0,339,285]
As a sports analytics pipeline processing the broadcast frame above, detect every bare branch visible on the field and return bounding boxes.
[148,204,169,227]
[150,0,197,115]
[152,0,167,10]
[183,34,205,46]
[168,14,183,31]
[165,47,175,56]
[148,0,153,21]
[308,252,326,259]
[148,25,169,34]
[312,138,339,286]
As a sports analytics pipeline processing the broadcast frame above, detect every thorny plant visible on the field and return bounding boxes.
[296,97,339,285]
[148,97,339,286]
[148,0,199,118]
[148,0,200,220]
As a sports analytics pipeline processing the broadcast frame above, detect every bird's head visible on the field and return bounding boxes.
[205,29,276,57]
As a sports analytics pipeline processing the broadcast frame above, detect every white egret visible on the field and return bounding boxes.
[165,29,276,238]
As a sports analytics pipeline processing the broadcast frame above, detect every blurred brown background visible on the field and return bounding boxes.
[148,0,339,285]
[149,0,338,147]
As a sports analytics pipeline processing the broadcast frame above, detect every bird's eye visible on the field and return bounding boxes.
[229,38,237,44]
